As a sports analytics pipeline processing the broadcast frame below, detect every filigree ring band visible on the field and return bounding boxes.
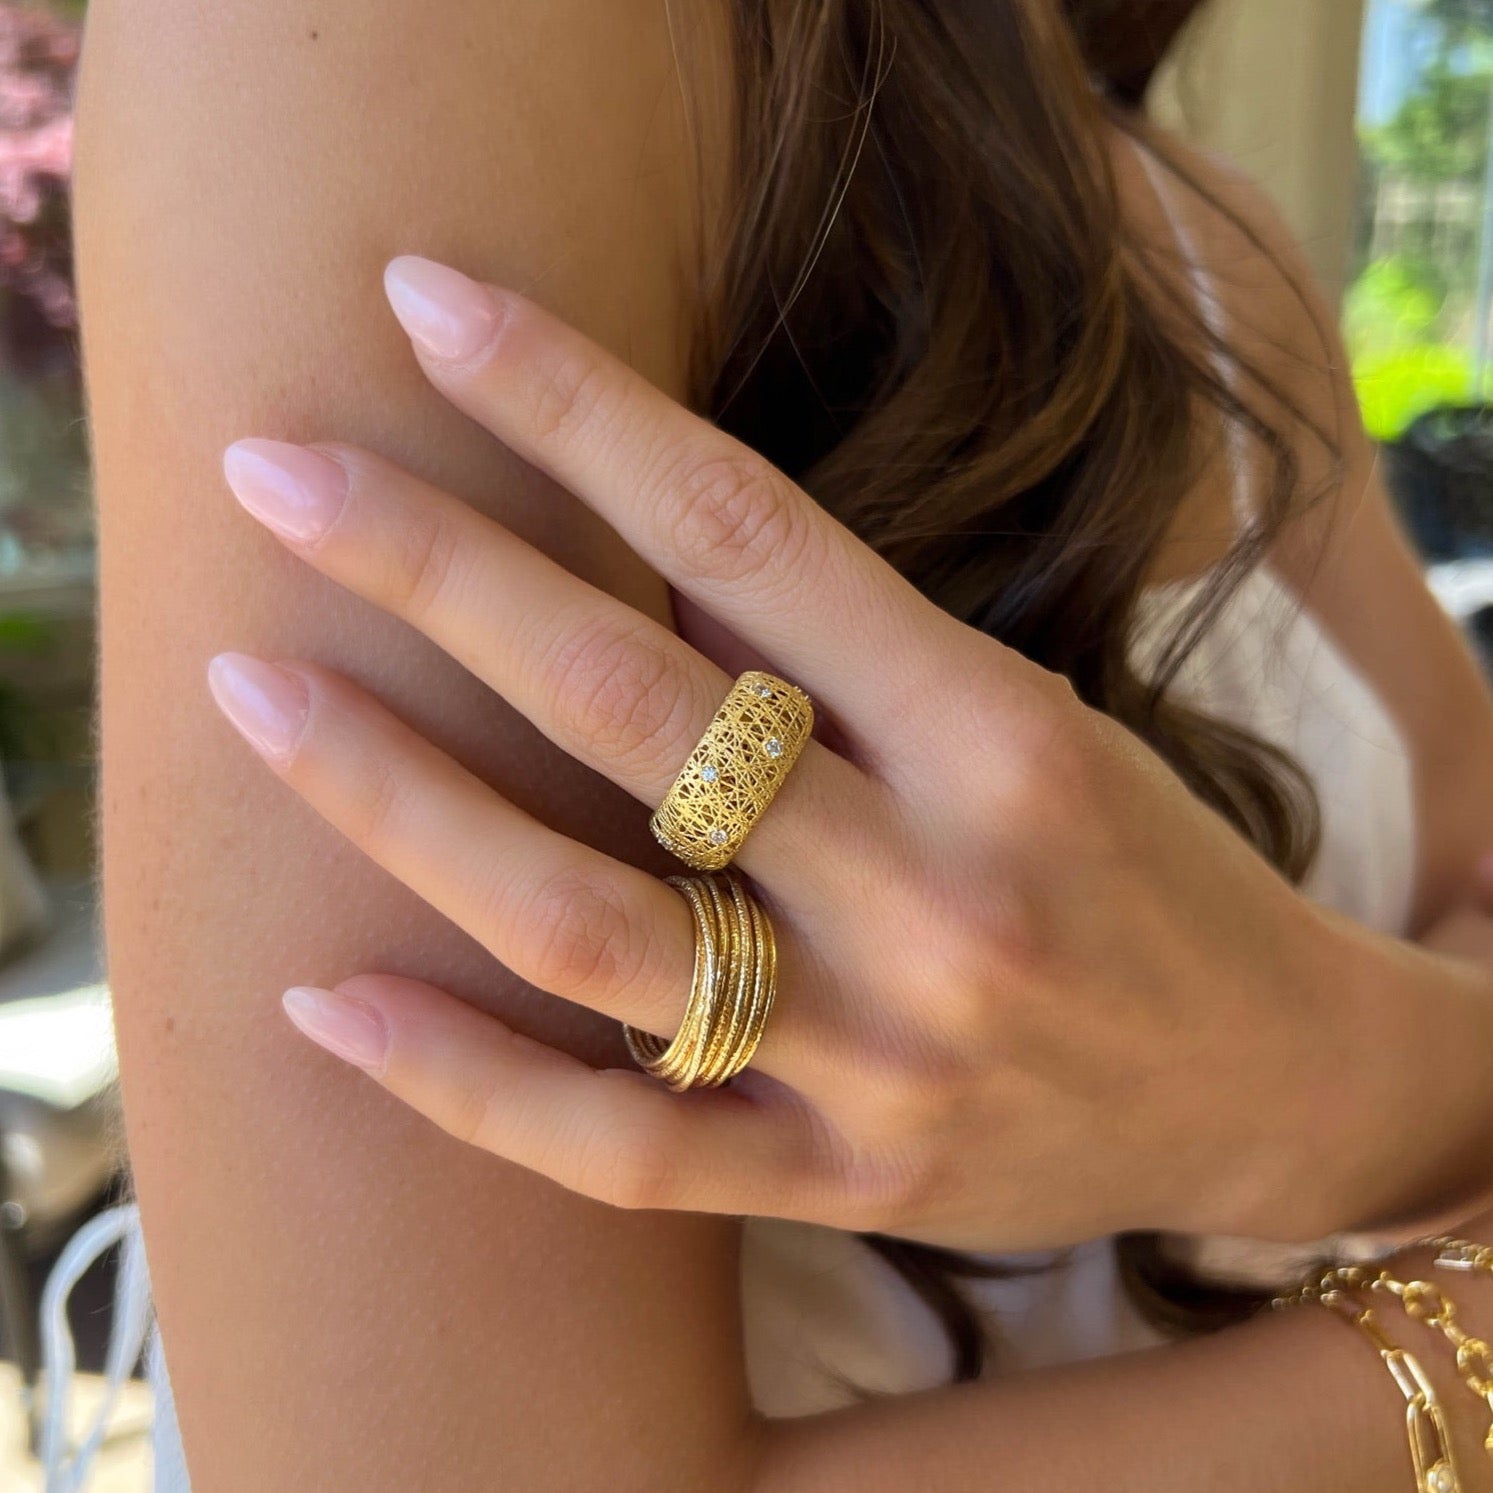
[649,670,814,871]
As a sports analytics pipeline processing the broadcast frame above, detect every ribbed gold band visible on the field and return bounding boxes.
[623,870,778,1091]
[650,670,814,872]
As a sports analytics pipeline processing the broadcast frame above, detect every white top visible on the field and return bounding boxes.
[50,145,1420,1484]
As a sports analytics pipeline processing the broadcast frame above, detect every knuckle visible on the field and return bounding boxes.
[983,887,1050,987]
[997,701,1105,824]
[529,349,624,453]
[842,1012,974,1136]
[834,1136,942,1235]
[925,873,1050,1004]
[1035,667,1083,710]
[1039,720,1103,802]
[387,507,467,624]
[895,880,1019,1020]
[664,449,814,590]
[579,1096,680,1212]
[875,1157,944,1236]
[344,753,410,853]
[444,1065,508,1153]
[517,867,643,999]
[543,616,695,771]
[806,1028,976,1234]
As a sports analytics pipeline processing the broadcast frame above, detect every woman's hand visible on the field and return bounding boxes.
[205,254,1491,1253]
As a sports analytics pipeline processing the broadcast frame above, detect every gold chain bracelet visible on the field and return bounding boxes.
[1310,1264,1493,1461]
[1275,1279,1461,1493]
[1429,1238,1493,1280]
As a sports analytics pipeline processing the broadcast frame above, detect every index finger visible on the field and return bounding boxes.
[381,255,966,745]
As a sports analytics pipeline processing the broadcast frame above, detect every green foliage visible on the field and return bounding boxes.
[1351,6,1493,437]
[0,611,54,653]
[1344,254,1448,352]
[0,367,91,550]
[1354,343,1475,440]
[1364,57,1492,180]
[1346,255,1478,439]
[1425,0,1493,47]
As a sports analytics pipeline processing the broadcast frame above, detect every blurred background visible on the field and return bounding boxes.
[0,0,1487,1486]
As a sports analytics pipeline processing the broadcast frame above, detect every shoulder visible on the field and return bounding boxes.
[74,0,710,376]
[1112,117,1355,455]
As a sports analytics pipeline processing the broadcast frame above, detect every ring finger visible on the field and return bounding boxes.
[205,651,822,1079]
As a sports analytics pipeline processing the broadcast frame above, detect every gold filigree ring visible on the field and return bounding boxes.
[649,670,814,871]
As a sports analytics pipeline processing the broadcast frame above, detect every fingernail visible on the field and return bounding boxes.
[282,986,388,1073]
[383,255,502,363]
[207,653,309,762]
[223,439,348,545]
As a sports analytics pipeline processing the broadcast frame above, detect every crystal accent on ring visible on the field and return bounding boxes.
[649,670,815,870]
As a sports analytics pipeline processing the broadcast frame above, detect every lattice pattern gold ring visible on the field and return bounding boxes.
[649,670,814,871]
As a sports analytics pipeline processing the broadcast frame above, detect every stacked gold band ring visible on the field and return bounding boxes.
[650,670,814,872]
[623,869,778,1091]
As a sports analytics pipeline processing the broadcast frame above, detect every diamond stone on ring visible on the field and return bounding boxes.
[649,670,814,871]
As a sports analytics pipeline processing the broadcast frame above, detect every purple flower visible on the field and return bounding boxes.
[0,3,79,337]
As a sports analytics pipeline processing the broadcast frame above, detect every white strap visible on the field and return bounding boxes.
[148,1322,190,1491]
[39,1202,152,1493]
[1132,140,1256,531]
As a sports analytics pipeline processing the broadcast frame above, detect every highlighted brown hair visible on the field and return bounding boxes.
[683,0,1338,1376]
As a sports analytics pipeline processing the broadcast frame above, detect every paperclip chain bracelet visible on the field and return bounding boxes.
[1274,1279,1462,1493]
[1429,1238,1493,1281]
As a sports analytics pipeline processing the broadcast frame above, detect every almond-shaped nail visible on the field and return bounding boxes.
[282,986,388,1073]
[383,255,502,362]
[207,653,309,762]
[223,439,348,545]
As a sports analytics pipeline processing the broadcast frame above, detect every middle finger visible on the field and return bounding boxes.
[222,437,873,896]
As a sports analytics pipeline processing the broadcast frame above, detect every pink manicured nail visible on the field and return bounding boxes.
[383,255,502,362]
[207,653,309,762]
[223,439,348,545]
[282,986,388,1073]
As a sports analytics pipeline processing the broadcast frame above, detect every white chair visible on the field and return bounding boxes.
[0,877,121,1456]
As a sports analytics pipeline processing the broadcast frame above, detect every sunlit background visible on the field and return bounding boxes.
[0,0,1488,1486]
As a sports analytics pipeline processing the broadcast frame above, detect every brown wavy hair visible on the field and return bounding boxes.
[679,0,1340,1379]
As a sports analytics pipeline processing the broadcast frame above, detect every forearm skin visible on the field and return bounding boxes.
[750,1288,1484,1493]
[1324,908,1493,1241]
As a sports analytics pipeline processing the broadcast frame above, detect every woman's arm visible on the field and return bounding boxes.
[77,1,751,1486]
[760,1265,1493,1493]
